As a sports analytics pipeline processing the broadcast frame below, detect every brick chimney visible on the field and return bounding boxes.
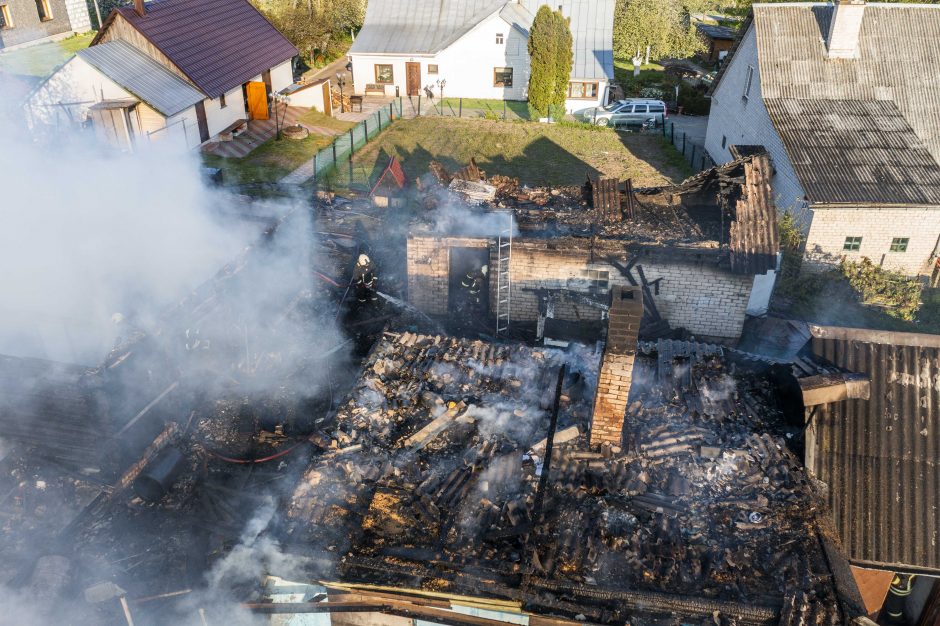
[826,0,865,59]
[590,285,643,447]
[134,0,145,16]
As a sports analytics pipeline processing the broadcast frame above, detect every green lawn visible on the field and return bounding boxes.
[0,32,96,78]
[346,116,690,188]
[202,109,355,186]
[435,98,531,120]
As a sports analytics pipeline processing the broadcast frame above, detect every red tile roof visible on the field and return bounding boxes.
[96,0,297,99]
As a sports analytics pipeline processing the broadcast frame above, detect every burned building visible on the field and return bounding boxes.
[407,154,779,342]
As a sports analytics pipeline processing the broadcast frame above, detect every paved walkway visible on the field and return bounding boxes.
[667,114,709,146]
[202,104,312,159]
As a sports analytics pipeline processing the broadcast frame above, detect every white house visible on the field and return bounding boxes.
[704,1,940,278]
[27,0,297,150]
[348,0,616,113]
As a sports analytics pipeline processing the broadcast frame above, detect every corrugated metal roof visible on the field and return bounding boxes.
[97,0,297,99]
[350,0,615,80]
[807,325,940,574]
[751,3,940,206]
[350,0,506,56]
[78,40,204,117]
[765,98,940,206]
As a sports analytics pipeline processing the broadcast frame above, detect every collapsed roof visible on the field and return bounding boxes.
[282,331,853,624]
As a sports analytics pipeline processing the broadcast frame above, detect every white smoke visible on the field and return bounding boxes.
[0,76,257,365]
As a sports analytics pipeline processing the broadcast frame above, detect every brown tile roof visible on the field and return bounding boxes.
[95,0,297,99]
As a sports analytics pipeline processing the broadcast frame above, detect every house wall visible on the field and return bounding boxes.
[804,207,940,276]
[407,235,755,339]
[63,0,89,32]
[269,58,293,92]
[704,26,807,213]
[351,12,530,101]
[163,106,201,149]
[0,0,73,49]
[203,84,246,138]
[28,55,133,127]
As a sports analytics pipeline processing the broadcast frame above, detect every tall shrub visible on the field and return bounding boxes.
[551,10,574,119]
[527,5,558,118]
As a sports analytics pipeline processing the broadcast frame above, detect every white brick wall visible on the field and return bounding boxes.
[704,26,807,213]
[804,208,940,276]
[65,0,91,32]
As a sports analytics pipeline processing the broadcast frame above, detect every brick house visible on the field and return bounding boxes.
[0,0,90,50]
[407,154,779,342]
[704,1,940,277]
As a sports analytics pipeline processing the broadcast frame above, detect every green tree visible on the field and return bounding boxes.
[614,0,709,63]
[527,5,573,119]
[527,5,558,118]
[551,10,574,119]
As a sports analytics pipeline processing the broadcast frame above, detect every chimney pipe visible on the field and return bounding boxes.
[826,0,865,59]
[134,0,145,17]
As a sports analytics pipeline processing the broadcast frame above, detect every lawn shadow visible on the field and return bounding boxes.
[614,130,693,183]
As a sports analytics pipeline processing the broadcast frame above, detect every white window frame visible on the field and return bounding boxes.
[0,4,13,28]
[743,65,754,101]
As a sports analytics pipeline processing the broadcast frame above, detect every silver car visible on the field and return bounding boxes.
[577,99,668,127]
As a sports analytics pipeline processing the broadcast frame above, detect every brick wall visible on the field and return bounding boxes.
[408,235,755,339]
[406,235,489,315]
[590,286,643,447]
[804,208,940,276]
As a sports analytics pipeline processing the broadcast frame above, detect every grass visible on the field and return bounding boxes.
[202,109,355,186]
[346,116,690,188]
[435,98,531,119]
[0,32,96,78]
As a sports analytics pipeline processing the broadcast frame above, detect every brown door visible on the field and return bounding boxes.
[322,81,332,116]
[195,101,210,142]
[406,62,421,96]
[246,82,269,120]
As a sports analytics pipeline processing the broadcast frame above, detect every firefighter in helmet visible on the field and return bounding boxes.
[461,264,488,307]
[353,254,378,304]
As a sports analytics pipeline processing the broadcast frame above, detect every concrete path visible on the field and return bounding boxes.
[667,114,709,146]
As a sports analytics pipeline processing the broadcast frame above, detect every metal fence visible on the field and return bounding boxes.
[400,96,530,122]
[663,121,715,172]
[313,99,402,183]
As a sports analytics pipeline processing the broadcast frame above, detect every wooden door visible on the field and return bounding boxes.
[195,101,210,142]
[322,81,332,116]
[246,82,269,120]
[406,62,421,96]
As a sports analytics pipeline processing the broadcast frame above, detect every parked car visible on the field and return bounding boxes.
[576,99,668,127]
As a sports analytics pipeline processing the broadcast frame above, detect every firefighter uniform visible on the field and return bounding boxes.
[353,254,378,303]
[461,265,487,306]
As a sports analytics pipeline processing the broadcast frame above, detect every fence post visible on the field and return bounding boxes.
[690,144,696,166]
[503,100,507,120]
[332,140,337,165]
[682,132,686,155]
[349,128,355,154]
[398,97,402,117]
[389,103,393,121]
[313,152,318,183]
[459,98,463,118]
[364,118,368,140]
[418,95,422,116]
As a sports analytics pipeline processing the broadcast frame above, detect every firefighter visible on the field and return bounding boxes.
[461,264,487,306]
[353,254,378,304]
[882,573,915,623]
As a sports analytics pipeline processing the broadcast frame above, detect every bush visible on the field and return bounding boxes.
[840,257,923,321]
[677,83,709,115]
[639,86,665,99]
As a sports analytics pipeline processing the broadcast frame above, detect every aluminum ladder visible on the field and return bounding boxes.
[495,212,513,336]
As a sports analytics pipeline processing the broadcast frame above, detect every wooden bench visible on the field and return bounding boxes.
[349,95,364,112]
[365,83,387,96]
[217,118,248,142]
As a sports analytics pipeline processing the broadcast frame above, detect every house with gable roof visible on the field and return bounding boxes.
[704,1,940,278]
[348,0,615,113]
[27,0,297,150]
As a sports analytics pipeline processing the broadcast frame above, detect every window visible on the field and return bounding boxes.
[494,67,513,87]
[743,65,754,100]
[428,64,438,75]
[374,64,394,84]
[568,81,598,99]
[580,269,610,292]
[632,104,648,113]
[219,93,227,108]
[843,236,862,252]
[648,104,664,113]
[34,0,51,21]
[890,237,909,252]
[496,33,504,44]
[0,5,13,28]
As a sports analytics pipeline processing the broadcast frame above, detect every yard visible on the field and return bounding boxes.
[345,116,690,189]
[0,32,96,78]
[202,109,354,186]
